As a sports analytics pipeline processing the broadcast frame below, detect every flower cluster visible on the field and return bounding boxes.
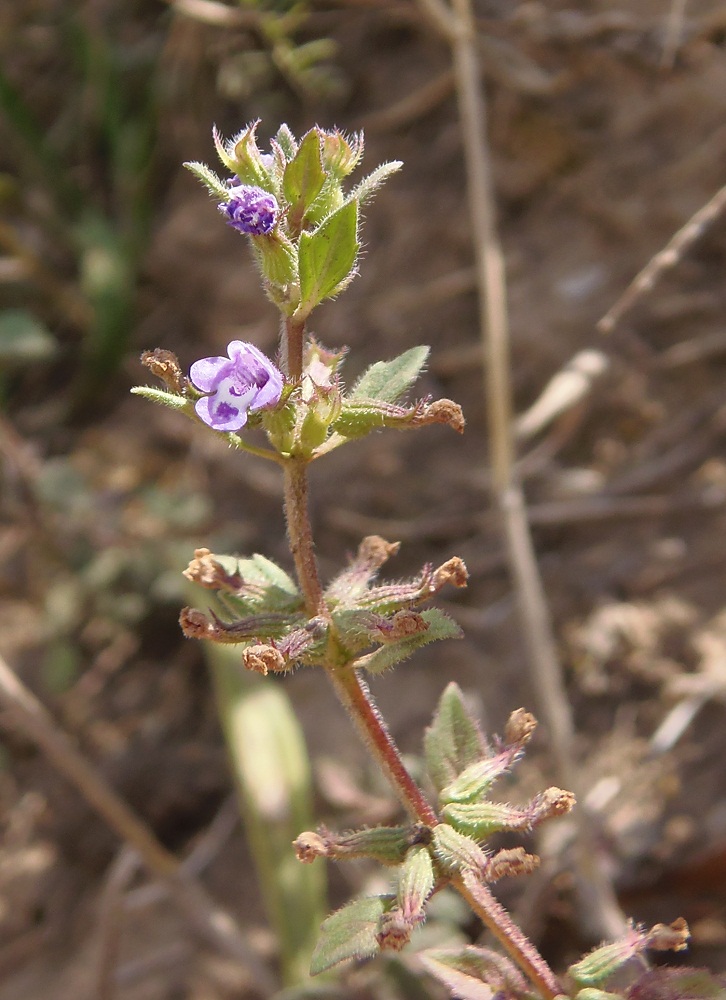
[189,341,283,432]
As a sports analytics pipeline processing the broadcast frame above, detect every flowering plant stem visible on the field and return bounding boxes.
[280,317,562,1000]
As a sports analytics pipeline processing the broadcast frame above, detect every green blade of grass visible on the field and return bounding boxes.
[210,646,326,987]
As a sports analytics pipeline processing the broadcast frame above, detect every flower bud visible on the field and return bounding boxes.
[397,844,435,923]
[298,382,343,454]
[320,128,364,179]
[219,184,278,235]
[431,823,488,876]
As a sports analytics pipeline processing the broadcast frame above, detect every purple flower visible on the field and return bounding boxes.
[190,341,284,432]
[219,184,278,235]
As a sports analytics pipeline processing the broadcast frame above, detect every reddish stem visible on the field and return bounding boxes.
[329,667,439,826]
[456,871,563,1000]
[283,458,324,615]
[285,315,306,382]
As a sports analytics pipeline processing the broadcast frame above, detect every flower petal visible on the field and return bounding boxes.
[190,356,230,392]
[195,393,248,432]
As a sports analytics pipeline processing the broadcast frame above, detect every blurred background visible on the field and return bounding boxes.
[3,0,726,997]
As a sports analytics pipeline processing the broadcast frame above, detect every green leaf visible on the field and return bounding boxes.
[297,200,359,318]
[216,553,302,617]
[420,946,528,1000]
[358,609,462,675]
[130,385,190,411]
[310,895,390,975]
[210,653,326,987]
[183,160,229,200]
[350,159,402,205]
[283,128,326,231]
[350,346,429,404]
[240,554,300,600]
[424,683,488,794]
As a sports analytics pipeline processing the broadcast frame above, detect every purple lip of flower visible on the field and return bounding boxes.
[219,184,278,235]
[190,341,284,432]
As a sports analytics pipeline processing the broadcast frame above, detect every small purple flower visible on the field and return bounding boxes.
[190,341,284,432]
[219,184,278,235]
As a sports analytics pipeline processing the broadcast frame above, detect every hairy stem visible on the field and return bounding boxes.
[284,315,306,382]
[329,667,439,826]
[283,458,324,615]
[455,872,563,1000]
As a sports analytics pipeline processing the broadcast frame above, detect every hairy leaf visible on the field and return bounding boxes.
[183,160,229,199]
[298,200,359,317]
[357,608,462,675]
[424,682,488,794]
[283,128,326,231]
[419,949,496,1000]
[310,895,390,975]
[130,385,190,411]
[349,346,429,404]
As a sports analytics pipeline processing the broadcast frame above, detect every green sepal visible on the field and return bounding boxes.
[217,120,272,189]
[356,608,463,675]
[350,160,403,205]
[430,824,488,876]
[320,129,364,179]
[205,610,304,644]
[130,385,191,412]
[283,128,326,234]
[261,401,297,455]
[439,754,514,806]
[328,608,380,655]
[249,231,298,290]
[198,553,301,617]
[310,895,392,975]
[424,682,489,794]
[275,123,298,161]
[397,844,435,918]
[182,160,230,200]
[441,801,531,840]
[349,346,430,404]
[330,397,423,439]
[321,825,426,866]
[297,386,343,456]
[569,943,634,988]
[297,200,359,319]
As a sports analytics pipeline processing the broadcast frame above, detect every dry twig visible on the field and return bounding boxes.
[423,0,627,939]
[597,180,726,335]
